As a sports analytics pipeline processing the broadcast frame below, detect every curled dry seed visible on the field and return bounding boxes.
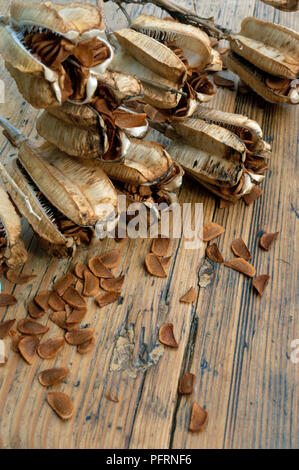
[0,319,16,339]
[189,403,208,432]
[159,323,178,348]
[47,392,74,420]
[65,328,94,346]
[0,293,17,308]
[39,367,70,387]
[35,291,52,311]
[243,186,262,205]
[260,232,279,251]
[77,336,95,354]
[88,257,114,279]
[213,74,234,88]
[74,262,88,280]
[18,335,39,364]
[49,291,66,311]
[62,287,87,310]
[224,258,256,277]
[151,237,170,257]
[100,275,125,293]
[231,238,252,261]
[95,291,120,308]
[145,253,167,278]
[202,222,225,242]
[66,308,87,324]
[206,243,224,263]
[37,337,65,359]
[28,300,45,319]
[179,373,195,395]
[99,249,121,269]
[17,319,49,335]
[6,270,36,285]
[179,287,197,304]
[54,273,76,297]
[83,270,99,297]
[253,274,270,296]
[105,391,119,403]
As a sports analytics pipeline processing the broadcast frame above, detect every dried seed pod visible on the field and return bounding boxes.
[145,253,167,278]
[159,323,178,348]
[77,336,95,354]
[49,291,66,311]
[100,275,125,292]
[0,319,16,339]
[47,391,74,420]
[62,287,87,310]
[206,243,224,263]
[83,270,99,297]
[151,237,170,257]
[224,258,256,277]
[253,274,270,296]
[179,287,197,303]
[231,238,252,261]
[0,293,17,308]
[35,291,52,311]
[37,337,65,359]
[54,273,76,297]
[28,300,45,319]
[18,319,49,335]
[6,270,36,285]
[95,291,120,308]
[88,256,114,279]
[179,372,195,395]
[65,328,94,346]
[189,402,208,432]
[260,0,299,11]
[202,222,225,242]
[260,232,279,251]
[39,367,70,387]
[74,262,88,280]
[99,249,121,269]
[18,335,39,364]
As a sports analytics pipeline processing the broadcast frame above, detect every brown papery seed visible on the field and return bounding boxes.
[75,280,84,295]
[99,249,121,269]
[105,391,119,402]
[18,319,49,335]
[88,256,114,278]
[189,403,208,432]
[179,373,195,395]
[74,262,88,280]
[202,222,225,242]
[253,275,270,296]
[54,273,76,297]
[37,337,65,359]
[95,291,120,308]
[179,287,197,303]
[206,243,224,263]
[151,237,170,257]
[159,323,178,348]
[145,253,167,278]
[0,319,16,339]
[214,73,234,88]
[35,290,52,311]
[28,300,45,319]
[66,308,87,324]
[65,328,94,346]
[9,329,23,352]
[18,335,39,364]
[83,270,99,297]
[224,258,256,277]
[0,293,17,308]
[6,270,36,285]
[77,336,95,354]
[243,186,262,206]
[50,311,69,330]
[100,275,125,293]
[62,287,87,310]
[159,256,172,269]
[260,232,279,251]
[231,238,252,261]
[49,291,66,311]
[39,367,70,387]
[47,392,74,420]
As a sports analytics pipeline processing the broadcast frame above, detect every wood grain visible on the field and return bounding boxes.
[0,0,298,449]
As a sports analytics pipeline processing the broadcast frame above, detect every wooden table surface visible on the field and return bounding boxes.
[0,0,298,449]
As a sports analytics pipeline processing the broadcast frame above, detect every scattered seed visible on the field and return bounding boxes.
[243,186,262,205]
[202,222,225,242]
[105,391,119,403]
[49,291,66,311]
[88,256,114,278]
[189,403,208,432]
[18,335,39,364]
[62,287,87,310]
[159,323,178,348]
[159,256,172,269]
[28,300,45,319]
[39,367,70,387]
[77,336,95,354]
[6,270,36,285]
[34,290,52,311]
[179,373,195,395]
[65,328,94,346]
[49,311,69,330]
[224,258,256,277]
[47,392,74,420]
[253,274,270,296]
[231,238,252,261]
[9,329,24,352]
[179,287,197,303]
[145,253,167,278]
[18,319,49,335]
[0,319,16,339]
[214,73,234,88]
[37,337,65,359]
[260,232,279,251]
[100,275,125,293]
[66,308,87,324]
[206,243,224,263]
[151,237,170,257]
[74,262,88,280]
[54,273,76,297]
[83,270,99,297]
[75,280,84,295]
[0,293,17,308]
[95,291,120,308]
[99,249,121,269]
